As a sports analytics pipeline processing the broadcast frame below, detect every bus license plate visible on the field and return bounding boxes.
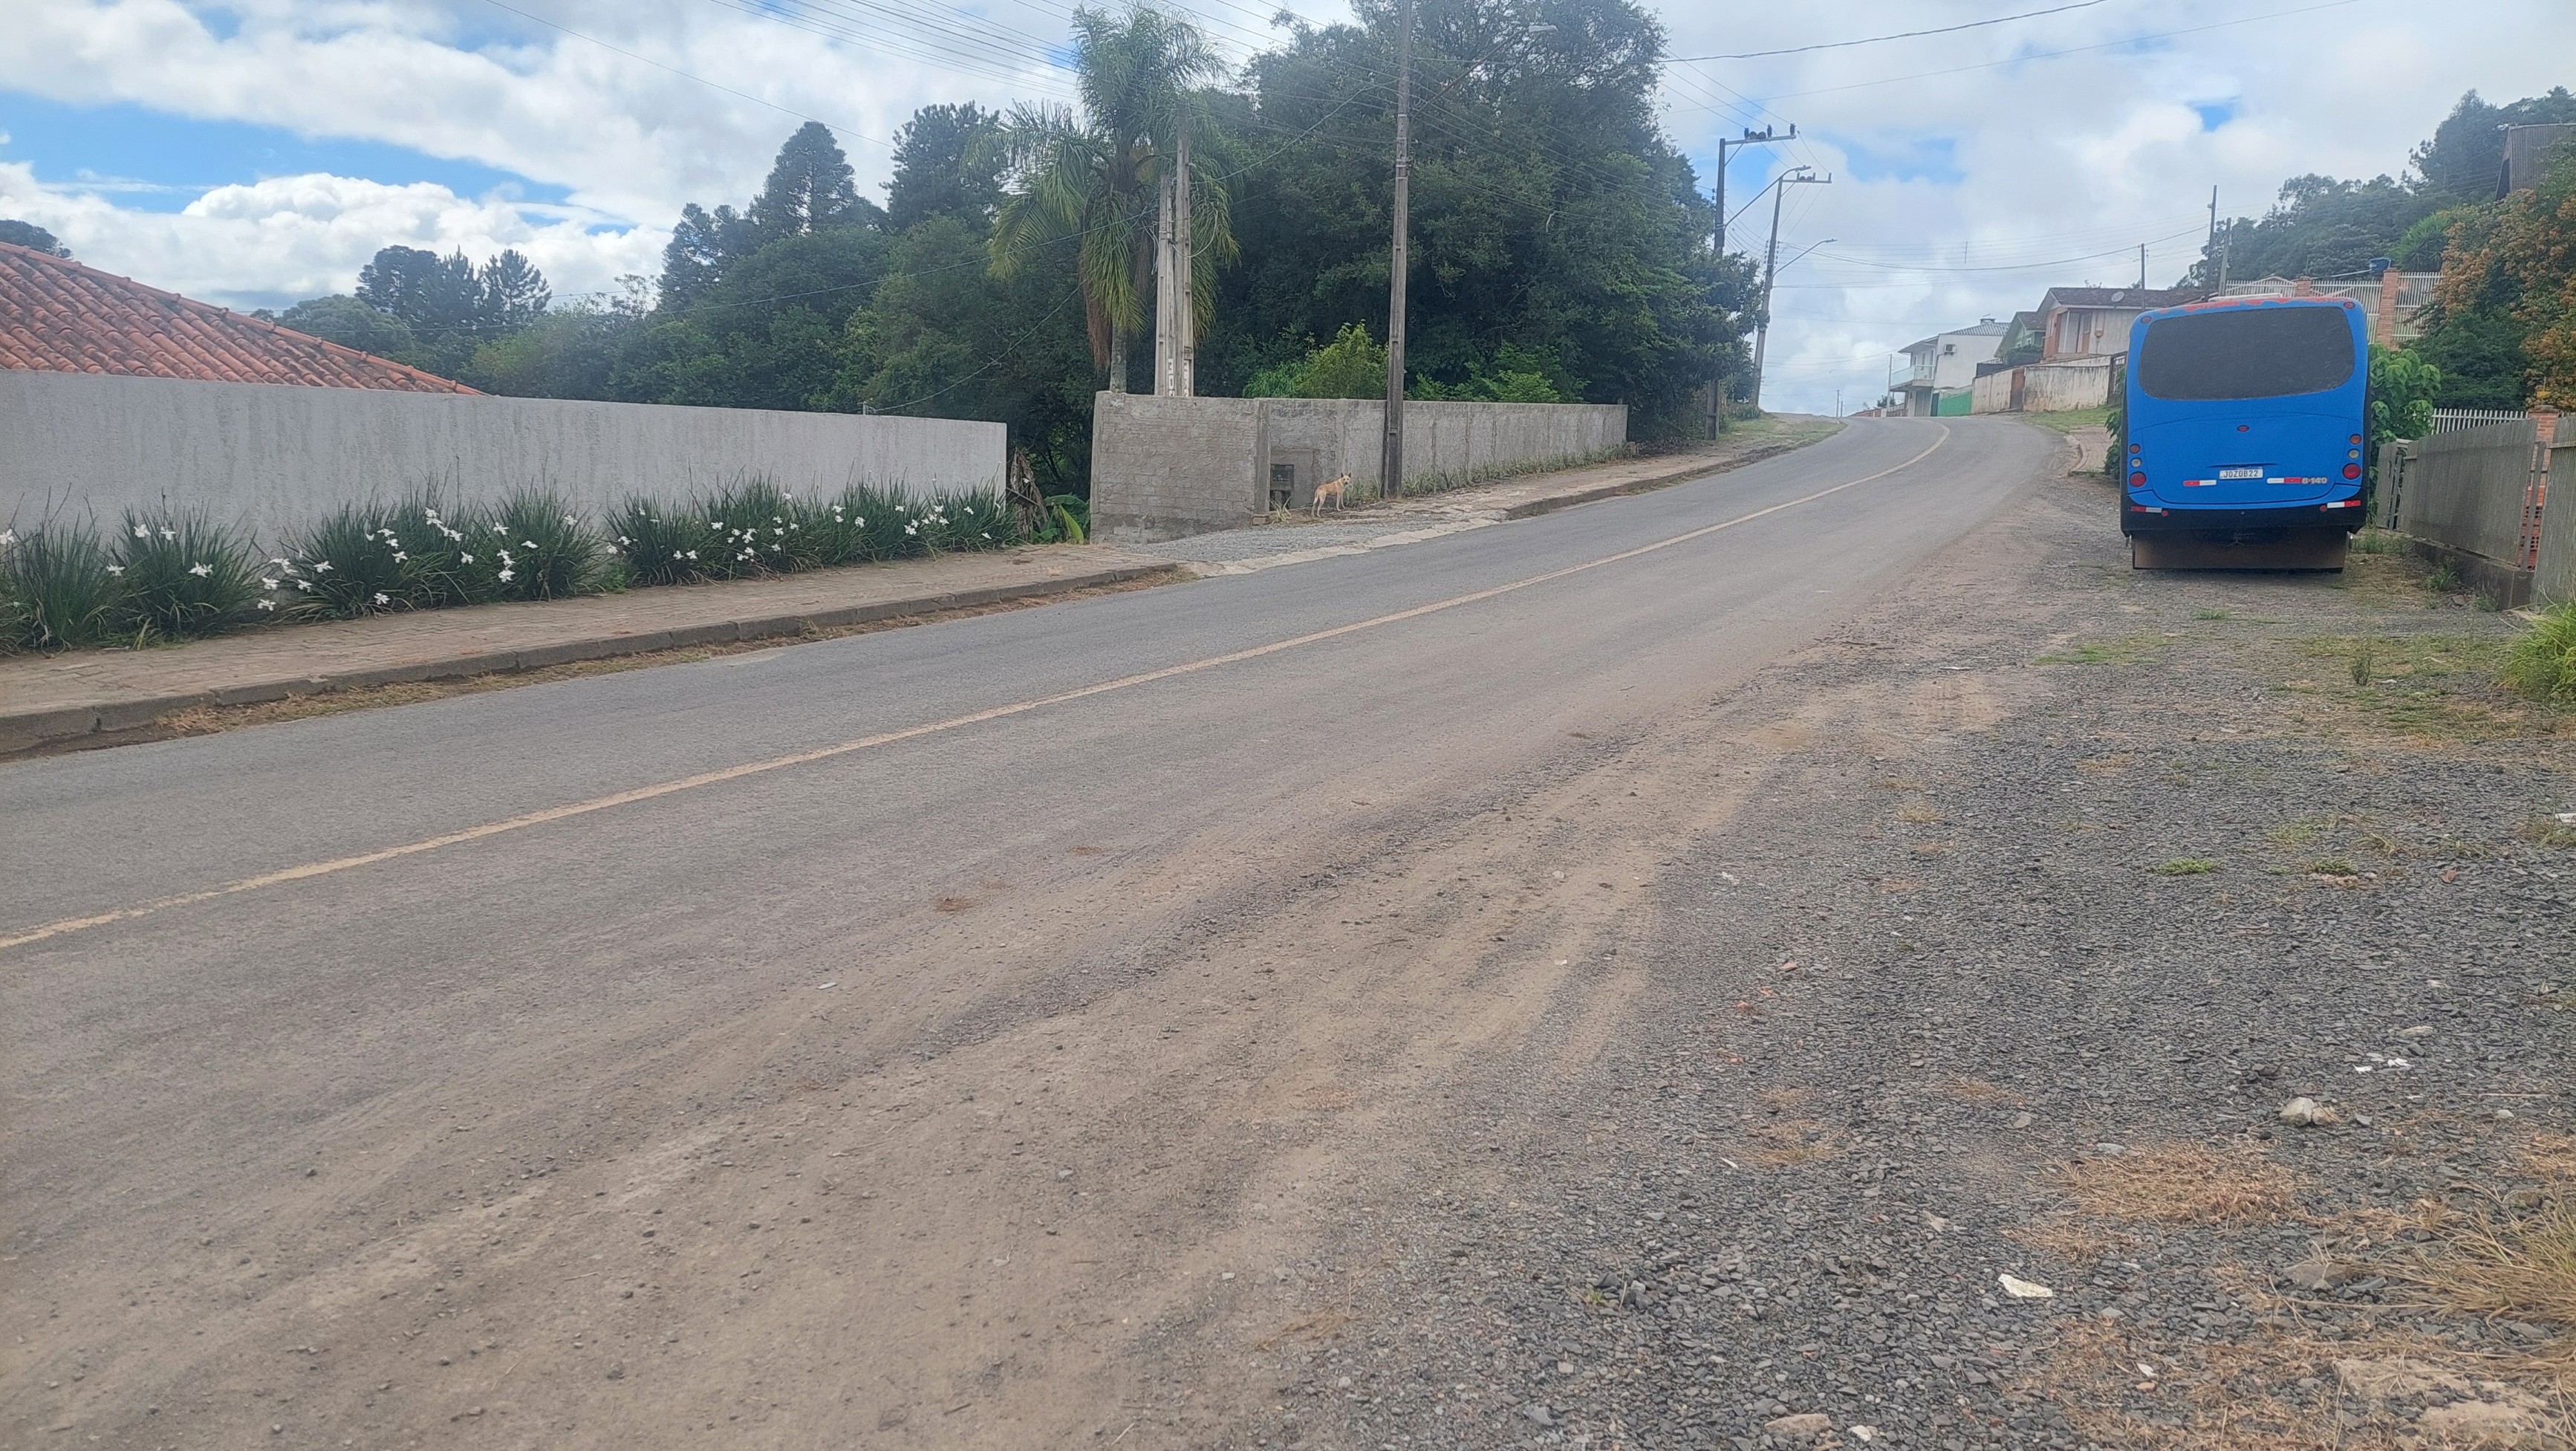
[2217,467,2264,479]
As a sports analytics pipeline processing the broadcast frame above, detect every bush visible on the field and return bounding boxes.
[2502,600,2576,705]
[106,509,267,642]
[0,523,118,652]
[292,504,413,618]
[484,493,607,600]
[609,498,719,586]
[385,494,501,608]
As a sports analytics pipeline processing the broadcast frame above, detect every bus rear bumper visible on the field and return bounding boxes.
[2121,499,2365,535]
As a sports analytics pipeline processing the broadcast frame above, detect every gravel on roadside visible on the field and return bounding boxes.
[1232,457,2575,1451]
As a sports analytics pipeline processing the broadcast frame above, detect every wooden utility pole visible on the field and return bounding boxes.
[1380,0,1414,502]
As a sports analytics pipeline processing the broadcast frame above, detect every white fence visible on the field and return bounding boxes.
[1,371,1007,545]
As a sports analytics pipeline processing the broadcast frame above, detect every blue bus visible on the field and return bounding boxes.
[2120,295,2370,569]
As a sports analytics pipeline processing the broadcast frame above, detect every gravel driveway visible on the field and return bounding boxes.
[1237,449,2575,1450]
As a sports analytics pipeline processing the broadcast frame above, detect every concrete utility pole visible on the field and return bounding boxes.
[2205,186,2218,298]
[1380,0,1415,502]
[1749,168,1829,412]
[1153,105,1196,397]
[2138,242,2147,290]
[1709,123,1792,437]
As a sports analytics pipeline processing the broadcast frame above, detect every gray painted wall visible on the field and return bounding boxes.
[1,371,1006,545]
[1091,392,1626,540]
[2398,418,2538,565]
[2540,441,2576,606]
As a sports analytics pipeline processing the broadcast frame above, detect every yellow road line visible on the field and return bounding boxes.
[1,426,1949,954]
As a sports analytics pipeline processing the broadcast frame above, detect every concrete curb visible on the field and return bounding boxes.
[1494,442,1803,520]
[1,560,1180,755]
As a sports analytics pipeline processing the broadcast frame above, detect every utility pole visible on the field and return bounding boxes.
[1380,0,1414,503]
[1709,123,1791,438]
[1749,168,1829,412]
[1154,103,1196,397]
[2205,185,2219,298]
[2138,242,2147,290]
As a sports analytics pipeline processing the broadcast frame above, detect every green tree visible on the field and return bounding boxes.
[657,202,755,313]
[2415,137,2576,409]
[276,294,419,359]
[0,219,69,257]
[833,215,1099,486]
[2411,88,2576,204]
[887,104,1006,232]
[2365,342,2439,494]
[464,287,646,400]
[749,122,883,241]
[992,3,1233,394]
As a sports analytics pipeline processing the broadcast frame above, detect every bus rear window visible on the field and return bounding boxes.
[2136,307,2355,400]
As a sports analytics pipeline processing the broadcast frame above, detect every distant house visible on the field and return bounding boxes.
[2029,286,2199,363]
[0,241,471,393]
[1899,319,2006,416]
[2499,123,2576,197]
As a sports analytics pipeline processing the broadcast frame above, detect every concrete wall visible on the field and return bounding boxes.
[1091,392,1626,540]
[2399,419,2538,565]
[2540,441,2576,607]
[2021,360,2112,412]
[1,371,1006,545]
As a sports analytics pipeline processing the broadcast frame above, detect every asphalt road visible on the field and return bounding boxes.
[2,417,2056,1448]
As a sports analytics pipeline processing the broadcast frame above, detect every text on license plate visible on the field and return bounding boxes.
[2217,466,2264,479]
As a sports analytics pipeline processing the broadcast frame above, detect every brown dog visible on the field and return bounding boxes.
[1309,473,1350,516]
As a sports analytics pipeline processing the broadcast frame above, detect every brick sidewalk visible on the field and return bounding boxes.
[0,545,1171,752]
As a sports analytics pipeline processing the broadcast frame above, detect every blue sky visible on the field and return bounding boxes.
[4,0,2573,406]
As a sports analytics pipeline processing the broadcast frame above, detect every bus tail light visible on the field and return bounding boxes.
[2129,471,2147,488]
[2342,464,2362,479]
[2349,433,2364,446]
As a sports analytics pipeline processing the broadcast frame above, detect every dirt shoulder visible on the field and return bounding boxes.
[1198,434,2575,1449]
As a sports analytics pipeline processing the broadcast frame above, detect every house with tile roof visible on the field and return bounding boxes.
[0,241,474,395]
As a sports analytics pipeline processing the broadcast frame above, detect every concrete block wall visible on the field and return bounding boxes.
[1,371,1006,546]
[1092,392,1626,540]
[2539,441,2576,606]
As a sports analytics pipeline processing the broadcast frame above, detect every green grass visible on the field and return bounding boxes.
[2312,857,2359,877]
[2194,608,2234,621]
[2501,601,2576,706]
[2151,857,2220,876]
[2522,816,2576,849]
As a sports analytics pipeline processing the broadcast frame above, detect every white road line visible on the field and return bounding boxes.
[1,427,1949,954]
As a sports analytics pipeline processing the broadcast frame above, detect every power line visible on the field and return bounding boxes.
[1666,0,2115,62]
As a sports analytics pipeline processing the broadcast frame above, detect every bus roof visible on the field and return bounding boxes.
[2135,293,2364,325]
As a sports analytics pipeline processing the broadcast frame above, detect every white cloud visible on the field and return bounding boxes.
[0,162,662,307]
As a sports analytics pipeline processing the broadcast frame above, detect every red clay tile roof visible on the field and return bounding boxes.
[0,241,476,394]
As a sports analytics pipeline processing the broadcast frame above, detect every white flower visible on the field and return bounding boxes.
[373,591,390,606]
[256,597,276,611]
[313,560,334,573]
[391,551,408,562]
[262,578,279,589]
[296,580,313,592]
[105,563,126,575]
[617,536,631,545]
[188,562,212,577]
[686,550,698,559]
[133,524,151,538]
[159,527,175,540]
[854,518,865,527]
[562,515,577,525]
[711,520,725,529]
[0,529,15,548]
[521,539,536,548]
[461,553,474,564]
[672,551,686,560]
[498,568,515,582]
[903,523,917,536]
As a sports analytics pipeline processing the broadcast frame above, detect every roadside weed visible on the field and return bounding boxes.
[107,509,266,643]
[2520,816,2576,849]
[2311,857,2358,877]
[2501,601,2576,706]
[2151,857,2219,876]
[2058,1142,2297,1224]
[2349,637,2374,687]
[2352,527,2404,556]
[0,523,118,652]
[2266,817,2326,847]
[2194,608,2234,621]
[2425,559,2465,594]
[2038,635,2161,666]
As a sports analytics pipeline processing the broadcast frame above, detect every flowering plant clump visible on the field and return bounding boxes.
[487,493,609,600]
[0,523,120,653]
[382,494,501,608]
[292,504,416,617]
[105,508,268,642]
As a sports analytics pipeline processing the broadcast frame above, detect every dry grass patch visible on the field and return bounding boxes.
[1746,1118,1836,1167]
[2078,753,2135,774]
[2061,1143,2298,1225]
[2008,1215,2136,1265]
[1896,801,1944,824]
[2402,1199,2576,1393]
[1945,1077,2024,1106]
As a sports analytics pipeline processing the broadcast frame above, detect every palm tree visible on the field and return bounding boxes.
[991,3,1235,393]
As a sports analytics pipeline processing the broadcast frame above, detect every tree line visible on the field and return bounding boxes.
[2180,86,2576,409]
[243,0,1749,493]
